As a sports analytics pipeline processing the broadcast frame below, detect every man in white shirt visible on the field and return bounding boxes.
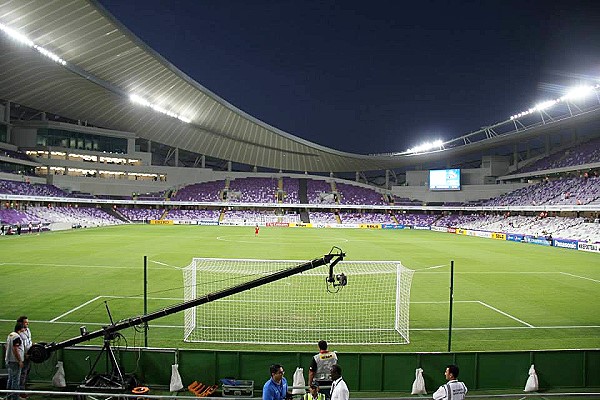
[432,364,467,400]
[17,316,32,396]
[329,365,349,400]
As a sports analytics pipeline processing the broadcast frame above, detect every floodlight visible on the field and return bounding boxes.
[561,85,595,101]
[0,22,67,65]
[0,22,34,47]
[129,94,150,106]
[405,139,444,154]
[130,93,191,123]
[534,100,557,112]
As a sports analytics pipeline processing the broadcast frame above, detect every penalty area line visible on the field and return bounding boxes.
[477,300,535,328]
[49,295,184,322]
[50,296,103,322]
[560,272,600,283]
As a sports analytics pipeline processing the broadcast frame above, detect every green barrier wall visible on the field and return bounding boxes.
[22,348,600,393]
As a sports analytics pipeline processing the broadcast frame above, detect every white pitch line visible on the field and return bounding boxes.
[0,261,180,271]
[49,295,184,322]
[50,296,103,322]
[0,262,131,269]
[410,325,600,331]
[414,265,447,271]
[560,272,600,283]
[2,318,598,331]
[412,271,562,275]
[150,260,183,269]
[477,300,535,328]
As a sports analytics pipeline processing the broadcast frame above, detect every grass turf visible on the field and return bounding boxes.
[0,224,598,352]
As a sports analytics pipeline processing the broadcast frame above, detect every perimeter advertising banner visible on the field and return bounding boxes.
[290,222,312,228]
[174,220,196,225]
[507,233,524,242]
[578,242,600,253]
[359,224,382,229]
[150,220,173,225]
[199,221,219,226]
[491,232,506,240]
[552,238,578,250]
[381,224,404,229]
[468,230,492,238]
[524,236,552,246]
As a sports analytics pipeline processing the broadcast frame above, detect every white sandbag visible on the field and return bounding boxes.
[170,363,184,392]
[292,367,306,395]
[524,364,539,392]
[52,361,66,387]
[411,367,427,395]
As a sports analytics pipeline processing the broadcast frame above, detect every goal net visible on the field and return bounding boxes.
[182,258,414,345]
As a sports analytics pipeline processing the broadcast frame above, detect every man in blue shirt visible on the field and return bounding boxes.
[263,364,288,400]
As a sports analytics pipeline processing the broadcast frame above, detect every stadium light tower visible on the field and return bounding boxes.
[510,83,600,120]
[403,139,445,155]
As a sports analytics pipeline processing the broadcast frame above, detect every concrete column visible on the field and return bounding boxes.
[175,147,179,167]
[201,154,205,168]
[227,161,232,172]
[5,100,11,142]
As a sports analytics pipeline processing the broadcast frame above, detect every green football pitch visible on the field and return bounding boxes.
[1,224,599,353]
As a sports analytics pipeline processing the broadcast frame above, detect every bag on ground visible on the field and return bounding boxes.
[292,367,306,395]
[524,364,539,392]
[52,361,66,387]
[411,367,427,395]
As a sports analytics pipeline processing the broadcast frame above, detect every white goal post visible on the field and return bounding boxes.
[182,258,414,345]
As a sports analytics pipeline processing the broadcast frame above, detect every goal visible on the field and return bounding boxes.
[182,258,414,345]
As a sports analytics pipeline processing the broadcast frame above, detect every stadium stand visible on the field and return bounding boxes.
[483,176,599,206]
[394,213,438,227]
[281,177,300,203]
[307,179,335,204]
[26,206,122,227]
[0,179,71,197]
[339,211,395,224]
[170,181,224,202]
[165,208,220,221]
[308,211,338,223]
[515,137,600,173]
[118,207,165,222]
[227,177,277,203]
[335,182,387,205]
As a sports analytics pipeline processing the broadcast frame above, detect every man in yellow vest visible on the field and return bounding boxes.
[303,383,325,400]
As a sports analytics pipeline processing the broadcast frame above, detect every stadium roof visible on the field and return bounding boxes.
[0,0,599,173]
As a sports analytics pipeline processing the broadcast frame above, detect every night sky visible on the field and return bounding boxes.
[98,0,600,155]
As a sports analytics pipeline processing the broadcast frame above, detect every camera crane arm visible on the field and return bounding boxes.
[29,249,345,363]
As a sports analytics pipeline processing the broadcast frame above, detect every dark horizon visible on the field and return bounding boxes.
[98,0,600,155]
